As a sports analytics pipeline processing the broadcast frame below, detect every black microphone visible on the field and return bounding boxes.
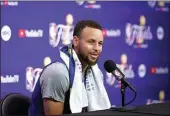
[104,60,136,92]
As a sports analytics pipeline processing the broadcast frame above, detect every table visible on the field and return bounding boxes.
[62,102,170,116]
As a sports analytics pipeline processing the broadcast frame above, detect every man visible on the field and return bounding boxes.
[28,20,111,116]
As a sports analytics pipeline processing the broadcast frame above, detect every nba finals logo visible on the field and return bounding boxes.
[148,1,169,12]
[106,54,134,88]
[44,56,52,67]
[106,72,117,86]
[117,54,135,79]
[26,67,42,92]
[146,90,165,105]
[125,15,153,48]
[49,14,74,48]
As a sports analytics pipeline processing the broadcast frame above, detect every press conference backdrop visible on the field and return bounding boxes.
[1,1,170,107]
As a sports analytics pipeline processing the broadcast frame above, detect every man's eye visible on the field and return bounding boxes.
[99,42,103,45]
[88,41,93,44]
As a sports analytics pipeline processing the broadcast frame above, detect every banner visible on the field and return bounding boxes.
[1,1,170,107]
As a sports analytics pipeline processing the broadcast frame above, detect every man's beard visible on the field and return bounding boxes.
[79,52,98,66]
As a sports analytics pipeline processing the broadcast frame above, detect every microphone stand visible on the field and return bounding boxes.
[111,73,136,111]
[121,81,126,107]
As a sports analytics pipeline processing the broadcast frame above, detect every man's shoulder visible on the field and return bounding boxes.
[40,62,70,101]
[44,61,67,71]
[40,61,69,82]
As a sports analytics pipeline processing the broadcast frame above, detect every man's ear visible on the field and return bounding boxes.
[72,36,79,47]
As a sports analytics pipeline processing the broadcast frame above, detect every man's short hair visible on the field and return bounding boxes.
[73,20,103,38]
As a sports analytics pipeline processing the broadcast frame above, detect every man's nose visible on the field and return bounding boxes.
[93,43,99,51]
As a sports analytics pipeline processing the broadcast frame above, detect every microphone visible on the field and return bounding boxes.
[104,60,135,92]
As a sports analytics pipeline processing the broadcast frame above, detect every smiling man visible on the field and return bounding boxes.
[28,20,111,116]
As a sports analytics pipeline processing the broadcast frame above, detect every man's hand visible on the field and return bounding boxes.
[43,98,64,116]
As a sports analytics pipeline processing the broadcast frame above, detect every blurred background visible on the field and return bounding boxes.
[1,1,170,107]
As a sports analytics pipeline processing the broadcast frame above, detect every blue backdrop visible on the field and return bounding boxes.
[1,1,170,107]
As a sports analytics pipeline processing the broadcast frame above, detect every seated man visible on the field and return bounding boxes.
[28,20,111,116]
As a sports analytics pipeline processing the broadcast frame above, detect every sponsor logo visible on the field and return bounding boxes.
[76,0,101,9]
[26,67,42,92]
[156,26,164,40]
[1,25,12,41]
[1,0,18,6]
[49,14,74,48]
[151,67,169,74]
[18,29,43,38]
[125,15,153,48]
[138,64,146,78]
[103,29,121,37]
[1,75,19,83]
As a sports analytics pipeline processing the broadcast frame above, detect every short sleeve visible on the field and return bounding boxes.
[40,62,69,102]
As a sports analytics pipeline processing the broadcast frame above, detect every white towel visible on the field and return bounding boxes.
[60,48,111,113]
